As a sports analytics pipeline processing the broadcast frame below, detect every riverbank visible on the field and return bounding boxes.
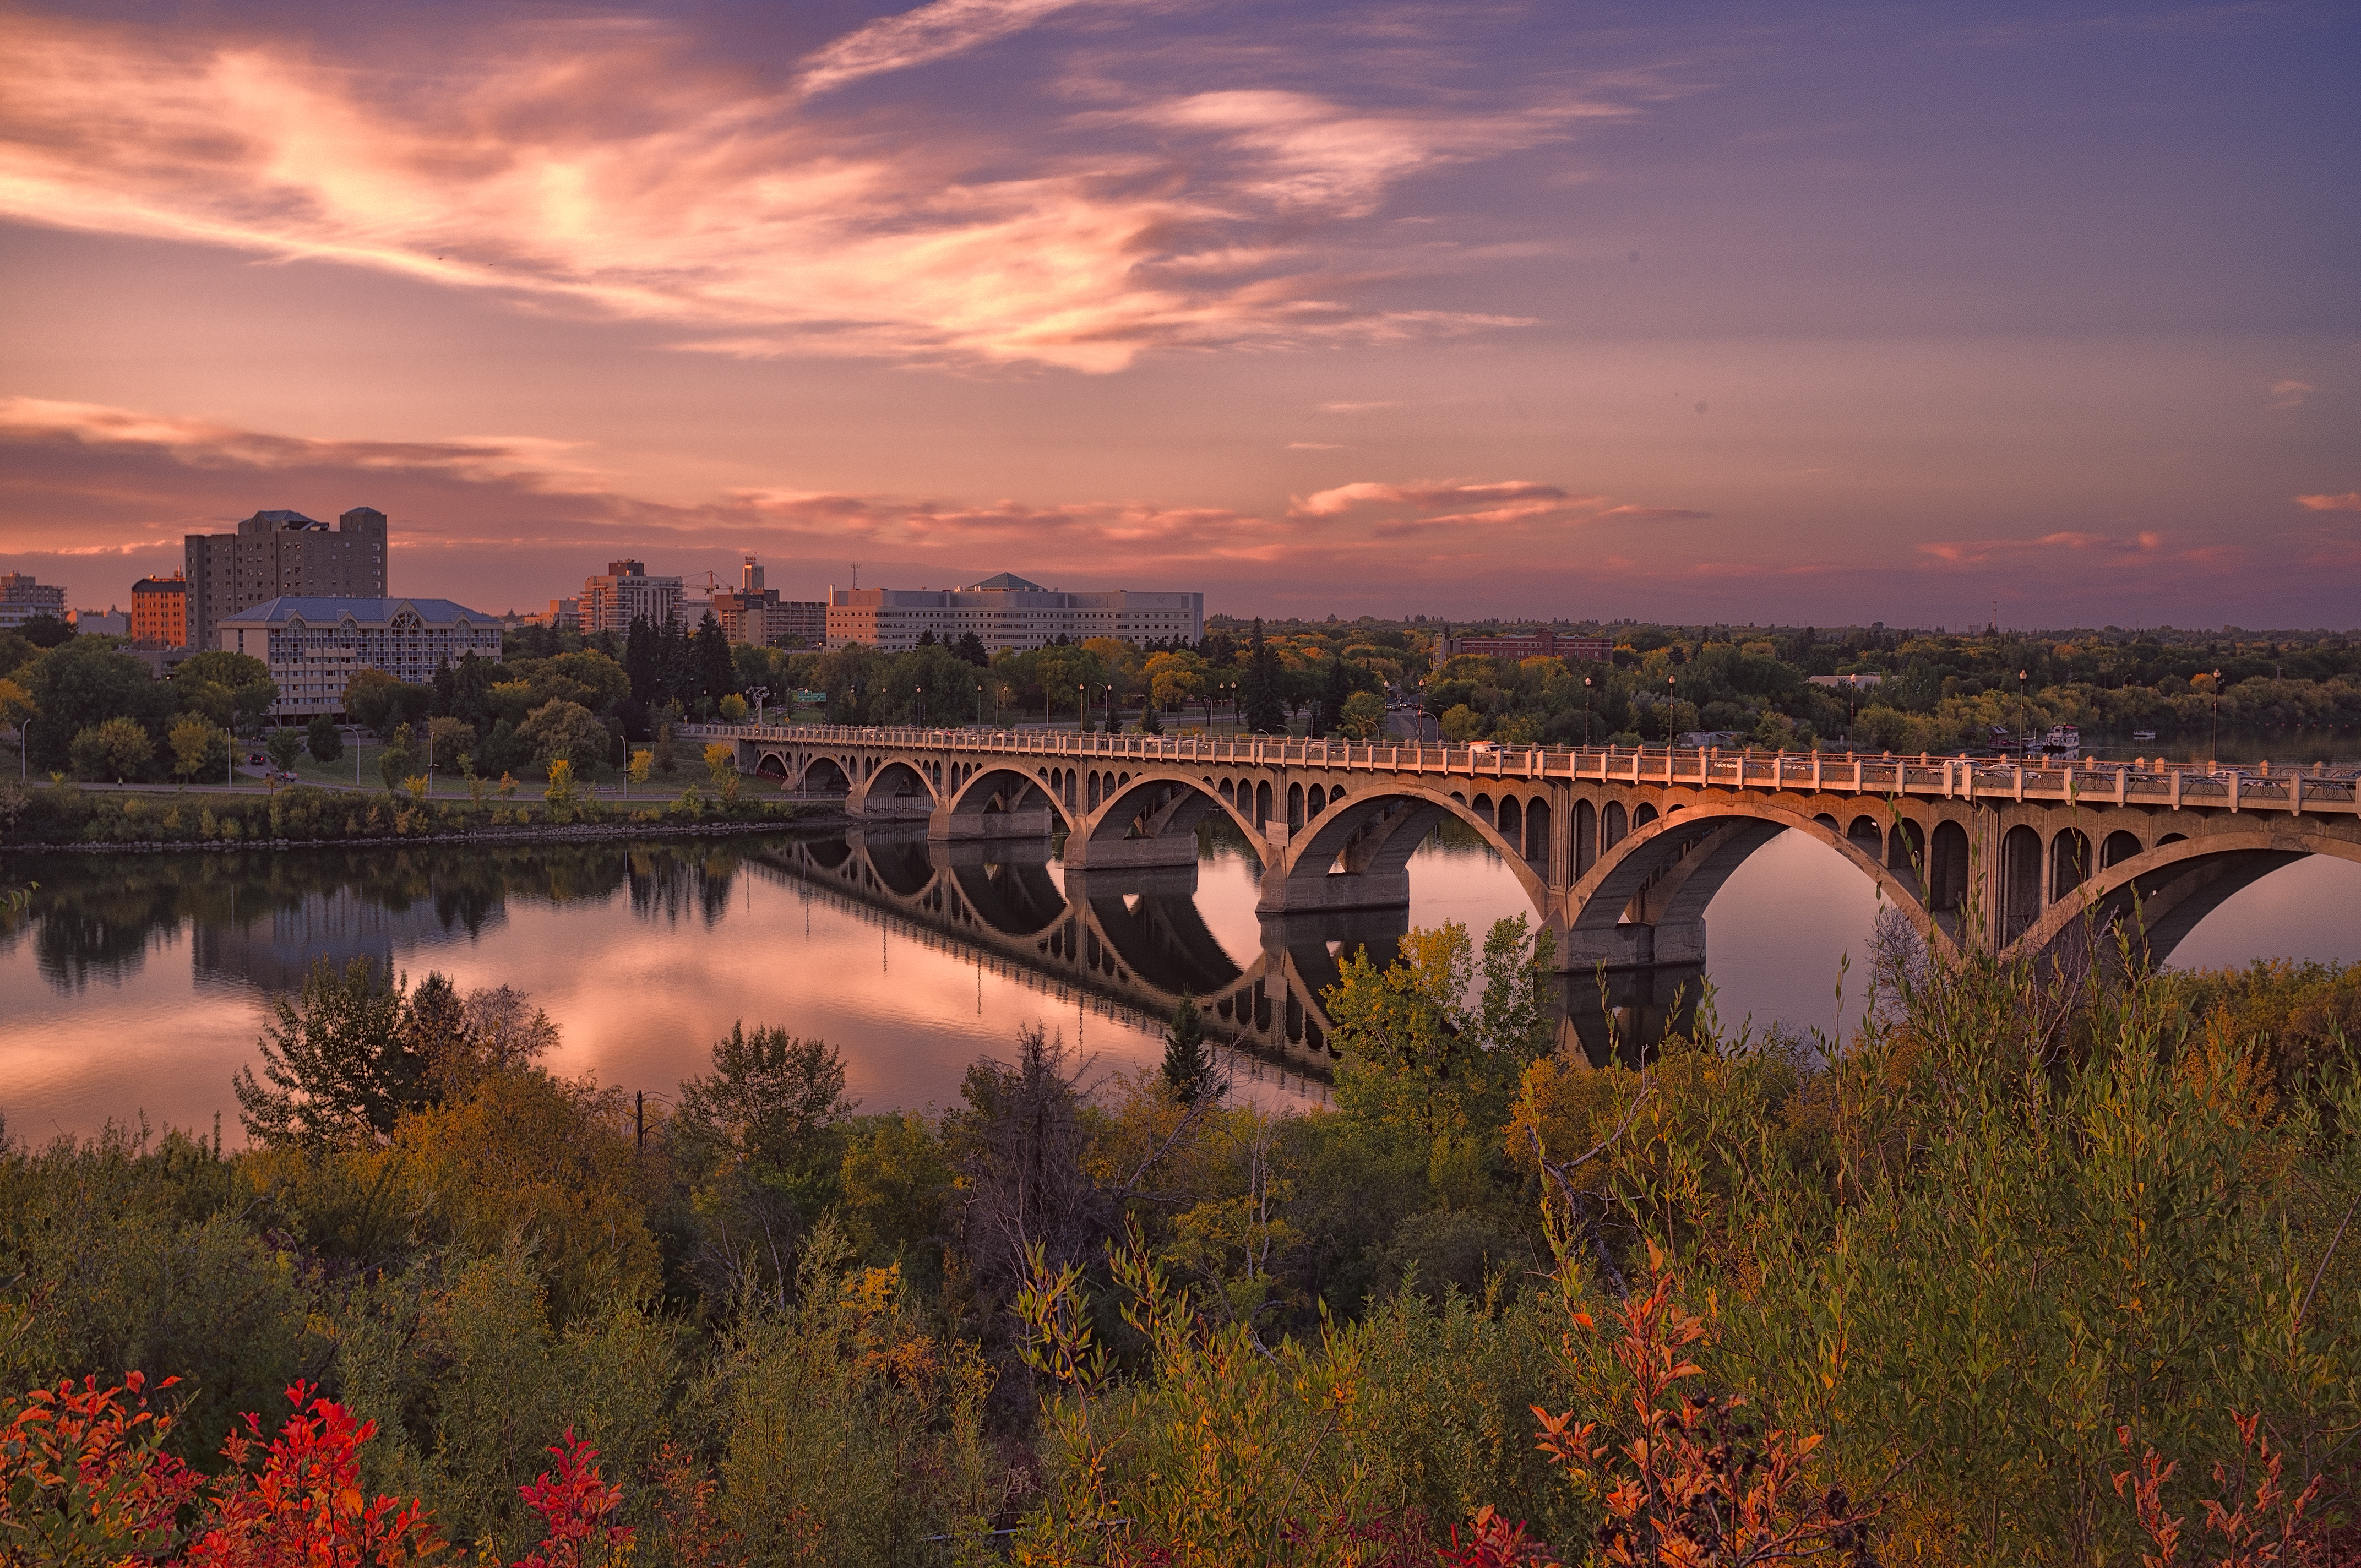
[0,781,847,854]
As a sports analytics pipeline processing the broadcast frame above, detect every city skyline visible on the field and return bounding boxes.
[1,0,2355,628]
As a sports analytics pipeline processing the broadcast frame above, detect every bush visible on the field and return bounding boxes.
[306,712,344,763]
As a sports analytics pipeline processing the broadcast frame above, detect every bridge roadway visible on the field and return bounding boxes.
[689,723,2361,973]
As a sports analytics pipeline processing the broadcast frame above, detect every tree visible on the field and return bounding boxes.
[516,699,610,778]
[1161,994,1219,1102]
[173,650,279,733]
[1315,657,1357,737]
[17,613,74,649]
[1138,698,1162,734]
[70,717,155,783]
[306,712,344,763]
[379,722,418,791]
[954,631,989,668]
[676,1023,855,1174]
[19,637,176,772]
[266,727,304,774]
[169,712,227,782]
[1323,916,1556,1139]
[692,611,739,705]
[1240,618,1288,732]
[232,958,431,1147]
[1339,690,1386,739]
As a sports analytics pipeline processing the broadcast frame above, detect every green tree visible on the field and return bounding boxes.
[168,712,227,782]
[1240,618,1288,732]
[232,957,431,1147]
[378,722,418,791]
[515,698,610,778]
[306,712,344,763]
[1324,916,1555,1139]
[171,650,278,733]
[1340,690,1386,739]
[69,716,155,783]
[1161,994,1219,1103]
[690,610,739,704]
[677,1023,856,1174]
[265,727,304,774]
[19,637,176,772]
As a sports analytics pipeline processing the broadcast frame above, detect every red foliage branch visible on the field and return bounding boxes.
[509,1430,632,1568]
[0,1371,200,1563]
[181,1380,442,1567]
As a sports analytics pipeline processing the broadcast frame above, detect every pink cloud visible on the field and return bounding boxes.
[0,13,1585,372]
[2295,491,2361,512]
[2267,380,2318,410]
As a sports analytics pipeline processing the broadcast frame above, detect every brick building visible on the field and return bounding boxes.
[1433,627,1613,666]
[184,507,389,652]
[216,596,503,718]
[0,571,67,631]
[711,556,825,646]
[130,573,188,648]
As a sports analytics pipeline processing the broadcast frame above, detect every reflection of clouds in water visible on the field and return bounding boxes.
[8,827,2356,1147]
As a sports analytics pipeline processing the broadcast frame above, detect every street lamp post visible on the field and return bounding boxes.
[2211,668,2221,762]
[1078,684,1086,732]
[915,685,924,727]
[2019,669,2030,757]
[1666,674,1677,747]
[1582,676,1592,747]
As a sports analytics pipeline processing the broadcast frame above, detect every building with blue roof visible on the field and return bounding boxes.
[217,596,503,719]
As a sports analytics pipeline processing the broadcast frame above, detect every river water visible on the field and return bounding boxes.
[4,822,2357,1147]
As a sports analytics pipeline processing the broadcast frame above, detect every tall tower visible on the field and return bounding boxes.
[742,553,764,594]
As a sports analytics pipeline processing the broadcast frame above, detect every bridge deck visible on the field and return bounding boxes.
[687,723,2358,817]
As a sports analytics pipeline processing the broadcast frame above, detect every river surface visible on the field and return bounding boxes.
[4,823,2357,1147]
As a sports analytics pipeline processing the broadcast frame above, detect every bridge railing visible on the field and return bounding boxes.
[677,723,2358,816]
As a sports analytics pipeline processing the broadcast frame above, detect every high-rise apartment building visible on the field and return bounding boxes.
[0,571,67,630]
[711,554,826,647]
[579,560,683,635]
[184,507,389,652]
[130,573,188,649]
[825,572,1203,653]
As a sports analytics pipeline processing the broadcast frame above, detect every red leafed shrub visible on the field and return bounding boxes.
[181,1380,442,1566]
[509,1430,632,1568]
[1438,1505,1561,1567]
[0,1371,201,1564]
[2114,1412,2331,1567]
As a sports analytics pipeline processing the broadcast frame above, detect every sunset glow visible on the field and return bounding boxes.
[3,0,2354,623]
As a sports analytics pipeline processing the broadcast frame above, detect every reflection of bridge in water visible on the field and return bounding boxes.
[743,827,1356,1085]
[742,826,1694,1073]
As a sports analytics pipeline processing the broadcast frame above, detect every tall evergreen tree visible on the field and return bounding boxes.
[1161,993,1219,1102]
[624,616,663,704]
[1313,657,1357,739]
[1240,618,1287,732]
[692,610,739,702]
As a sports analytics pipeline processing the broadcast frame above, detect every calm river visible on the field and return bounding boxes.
[4,822,2357,1146]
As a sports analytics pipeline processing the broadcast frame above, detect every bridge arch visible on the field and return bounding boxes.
[941,764,1075,834]
[792,753,854,794]
[1266,782,1554,919]
[2010,829,2361,971]
[1075,768,1271,867]
[1564,801,1952,972]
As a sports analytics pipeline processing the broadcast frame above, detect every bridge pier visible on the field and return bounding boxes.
[928,804,1053,842]
[1254,866,1413,916]
[1064,832,1200,870]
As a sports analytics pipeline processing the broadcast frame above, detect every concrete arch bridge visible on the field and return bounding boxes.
[693,723,2361,976]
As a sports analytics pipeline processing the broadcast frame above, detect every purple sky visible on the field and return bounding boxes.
[2,0,2355,626]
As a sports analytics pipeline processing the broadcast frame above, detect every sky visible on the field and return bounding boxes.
[1,0,2355,628]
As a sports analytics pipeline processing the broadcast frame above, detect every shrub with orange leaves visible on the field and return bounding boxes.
[0,1371,200,1564]
[2113,1412,2328,1568]
[1522,1249,1883,1567]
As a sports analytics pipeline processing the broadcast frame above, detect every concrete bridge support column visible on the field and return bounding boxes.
[928,805,1053,842]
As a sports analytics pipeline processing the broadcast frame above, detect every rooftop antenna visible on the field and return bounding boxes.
[852,562,859,590]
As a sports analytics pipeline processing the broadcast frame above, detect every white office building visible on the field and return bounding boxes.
[826,572,1203,653]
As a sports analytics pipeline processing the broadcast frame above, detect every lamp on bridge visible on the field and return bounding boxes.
[1582,675,1591,748]
[2211,668,2221,764]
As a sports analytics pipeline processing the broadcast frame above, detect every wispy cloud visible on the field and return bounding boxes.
[0,12,1592,371]
[2267,379,2318,410]
[795,0,1098,97]
[2295,491,2361,513]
